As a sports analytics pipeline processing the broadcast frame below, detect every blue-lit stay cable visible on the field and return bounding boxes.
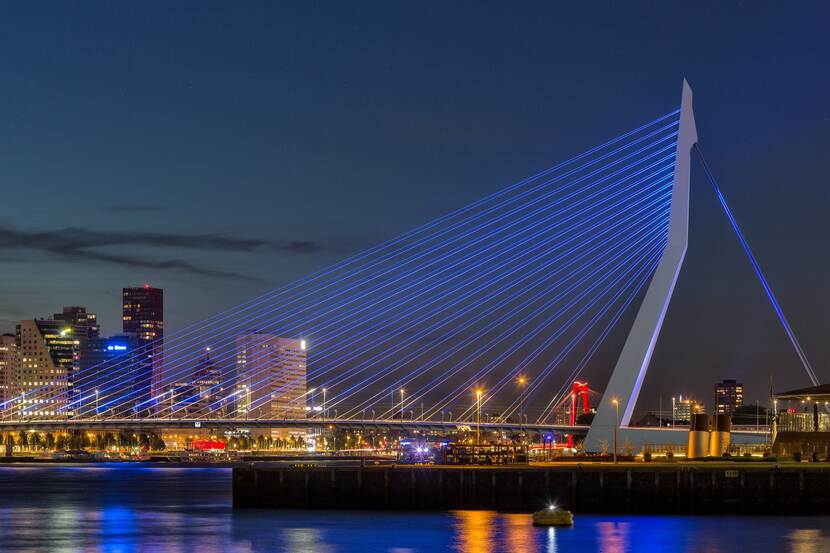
[456,242,664,422]
[694,144,819,386]
[46,112,682,410]
[367,217,669,420]
[70,149,672,414]
[46,129,679,415]
[184,187,672,420]
[187,187,671,419]
[241,199,671,420]
[13,111,680,418]
[421,230,667,421]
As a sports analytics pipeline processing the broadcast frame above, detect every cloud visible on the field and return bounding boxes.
[107,203,166,213]
[0,226,269,252]
[0,224,331,282]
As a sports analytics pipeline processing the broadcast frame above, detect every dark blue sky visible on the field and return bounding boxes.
[1,2,828,406]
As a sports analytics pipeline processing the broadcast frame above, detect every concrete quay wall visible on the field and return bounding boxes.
[233,463,830,514]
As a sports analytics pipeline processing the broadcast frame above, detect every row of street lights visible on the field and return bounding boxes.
[306,375,533,432]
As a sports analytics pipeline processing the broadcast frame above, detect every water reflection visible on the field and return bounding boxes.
[788,528,828,553]
[452,510,496,553]
[502,513,540,552]
[596,521,630,553]
[280,528,331,553]
[546,527,558,553]
[0,466,828,552]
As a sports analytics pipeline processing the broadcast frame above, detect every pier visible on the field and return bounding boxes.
[233,462,830,514]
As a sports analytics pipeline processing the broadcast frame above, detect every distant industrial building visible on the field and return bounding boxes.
[122,285,164,413]
[715,379,743,415]
[234,333,307,420]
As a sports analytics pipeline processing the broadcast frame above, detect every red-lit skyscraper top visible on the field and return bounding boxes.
[122,285,164,343]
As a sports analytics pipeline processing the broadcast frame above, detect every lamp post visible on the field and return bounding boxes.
[672,396,676,428]
[95,389,99,419]
[612,398,619,464]
[517,376,527,440]
[399,388,405,420]
[476,389,483,445]
[322,388,327,420]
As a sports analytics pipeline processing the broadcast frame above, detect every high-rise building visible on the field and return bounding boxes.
[122,285,163,413]
[234,333,306,420]
[53,306,100,341]
[0,334,17,411]
[715,379,743,415]
[191,348,226,418]
[54,306,100,380]
[15,320,80,419]
[78,333,140,417]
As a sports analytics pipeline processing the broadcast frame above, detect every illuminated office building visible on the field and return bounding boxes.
[0,334,16,411]
[78,334,139,417]
[15,320,80,419]
[672,395,704,424]
[53,306,99,341]
[123,285,163,413]
[234,333,306,420]
[715,379,744,415]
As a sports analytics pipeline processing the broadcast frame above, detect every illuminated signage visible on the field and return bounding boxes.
[107,344,128,352]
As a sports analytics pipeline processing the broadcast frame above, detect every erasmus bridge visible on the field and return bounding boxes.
[1,81,814,450]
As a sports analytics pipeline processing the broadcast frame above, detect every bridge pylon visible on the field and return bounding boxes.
[584,79,697,452]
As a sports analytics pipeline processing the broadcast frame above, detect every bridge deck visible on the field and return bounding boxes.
[0,418,589,434]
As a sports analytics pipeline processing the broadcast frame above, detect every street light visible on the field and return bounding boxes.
[399,388,405,420]
[95,389,99,419]
[517,376,528,440]
[322,388,327,420]
[671,396,676,428]
[475,389,483,445]
[611,398,619,464]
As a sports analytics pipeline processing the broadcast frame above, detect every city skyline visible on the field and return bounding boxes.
[2,6,829,550]
[1,4,828,410]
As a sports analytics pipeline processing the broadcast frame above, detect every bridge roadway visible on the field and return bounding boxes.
[0,418,590,435]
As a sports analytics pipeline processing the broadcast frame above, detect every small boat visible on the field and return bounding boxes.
[532,505,573,526]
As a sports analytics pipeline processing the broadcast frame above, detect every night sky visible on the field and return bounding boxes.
[1,2,828,412]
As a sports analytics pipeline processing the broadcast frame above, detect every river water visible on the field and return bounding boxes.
[0,464,828,552]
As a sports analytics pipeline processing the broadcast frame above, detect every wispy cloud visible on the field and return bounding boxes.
[0,225,331,282]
